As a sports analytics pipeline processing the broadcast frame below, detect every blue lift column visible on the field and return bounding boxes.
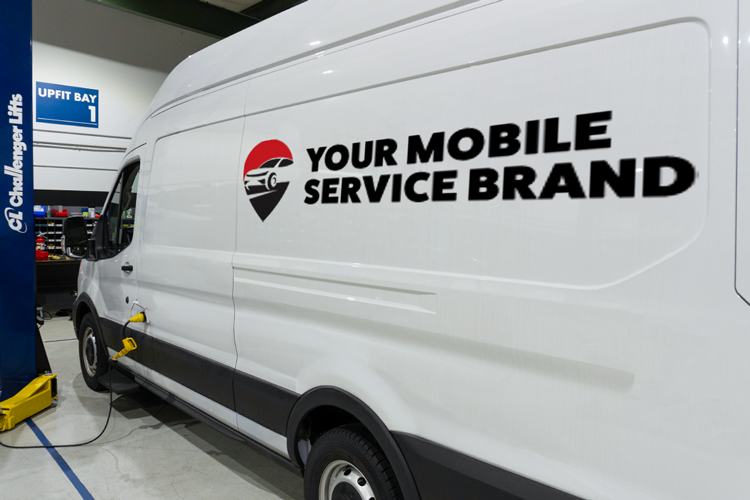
[0,0,37,401]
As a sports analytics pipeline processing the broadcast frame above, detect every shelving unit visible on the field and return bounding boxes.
[34,217,97,256]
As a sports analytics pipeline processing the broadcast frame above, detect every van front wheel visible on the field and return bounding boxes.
[304,425,403,500]
[78,314,108,391]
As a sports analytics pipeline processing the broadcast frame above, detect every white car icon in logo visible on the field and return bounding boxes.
[243,157,291,199]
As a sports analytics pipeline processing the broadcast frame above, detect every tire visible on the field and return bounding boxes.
[304,425,403,500]
[78,314,109,391]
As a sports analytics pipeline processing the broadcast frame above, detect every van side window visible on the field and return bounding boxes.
[101,164,139,258]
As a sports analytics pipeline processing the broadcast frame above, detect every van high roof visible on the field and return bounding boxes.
[147,0,480,116]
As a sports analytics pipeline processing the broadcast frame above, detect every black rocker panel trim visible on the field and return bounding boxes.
[135,374,300,475]
[150,334,236,411]
[393,433,585,500]
[112,363,301,476]
[233,370,298,436]
[98,317,235,411]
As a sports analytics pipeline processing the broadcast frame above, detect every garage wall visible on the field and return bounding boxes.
[32,0,218,203]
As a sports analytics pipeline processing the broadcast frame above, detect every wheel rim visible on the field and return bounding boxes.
[319,460,375,500]
[81,326,98,377]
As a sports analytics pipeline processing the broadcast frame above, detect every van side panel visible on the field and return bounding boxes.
[231,1,750,499]
[241,24,708,286]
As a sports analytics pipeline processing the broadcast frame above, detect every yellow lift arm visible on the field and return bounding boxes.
[0,374,57,432]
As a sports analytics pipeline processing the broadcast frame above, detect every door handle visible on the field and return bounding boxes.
[121,264,134,273]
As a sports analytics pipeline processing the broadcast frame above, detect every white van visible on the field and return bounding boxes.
[63,0,750,499]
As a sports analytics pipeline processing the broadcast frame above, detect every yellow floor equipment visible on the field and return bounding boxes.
[0,373,57,432]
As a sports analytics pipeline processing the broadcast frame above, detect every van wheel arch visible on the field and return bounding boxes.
[73,293,99,340]
[286,387,421,500]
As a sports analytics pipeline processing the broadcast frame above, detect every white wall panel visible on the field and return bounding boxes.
[31,0,217,194]
[33,166,117,193]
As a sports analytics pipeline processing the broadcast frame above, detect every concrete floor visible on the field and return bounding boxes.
[0,317,304,500]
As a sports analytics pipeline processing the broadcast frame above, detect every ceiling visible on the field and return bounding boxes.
[86,0,307,39]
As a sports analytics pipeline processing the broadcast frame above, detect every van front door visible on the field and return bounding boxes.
[93,162,141,362]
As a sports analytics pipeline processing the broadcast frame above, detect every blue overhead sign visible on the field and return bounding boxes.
[0,0,37,400]
[36,82,99,128]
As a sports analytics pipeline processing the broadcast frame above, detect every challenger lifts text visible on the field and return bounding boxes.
[303,111,696,204]
[4,94,27,233]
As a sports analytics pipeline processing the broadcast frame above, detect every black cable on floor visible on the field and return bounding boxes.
[0,363,115,450]
[0,320,131,450]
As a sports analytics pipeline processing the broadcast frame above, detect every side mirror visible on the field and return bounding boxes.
[62,216,88,259]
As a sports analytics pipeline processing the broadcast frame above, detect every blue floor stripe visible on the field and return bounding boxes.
[26,419,95,500]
